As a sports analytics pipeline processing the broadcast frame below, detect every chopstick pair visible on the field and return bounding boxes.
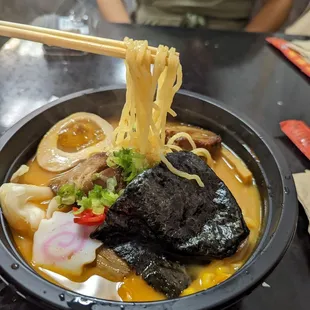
[0,20,166,63]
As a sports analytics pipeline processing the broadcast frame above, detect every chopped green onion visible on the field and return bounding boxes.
[73,205,85,215]
[107,148,149,182]
[56,183,78,205]
[101,189,119,207]
[107,177,117,192]
[92,173,101,181]
[75,189,85,201]
[57,175,124,216]
[75,184,120,214]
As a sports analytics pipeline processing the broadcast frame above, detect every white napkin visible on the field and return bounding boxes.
[284,7,310,64]
[286,40,310,63]
[293,170,310,234]
[285,8,310,36]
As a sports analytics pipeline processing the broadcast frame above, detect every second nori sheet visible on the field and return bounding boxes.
[91,151,249,297]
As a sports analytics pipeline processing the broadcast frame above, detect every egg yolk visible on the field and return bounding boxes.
[57,120,105,152]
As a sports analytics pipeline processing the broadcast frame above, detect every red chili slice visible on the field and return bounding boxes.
[73,208,93,217]
[280,120,310,160]
[72,207,79,213]
[74,213,106,226]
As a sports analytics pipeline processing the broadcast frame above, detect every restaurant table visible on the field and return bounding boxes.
[0,21,309,310]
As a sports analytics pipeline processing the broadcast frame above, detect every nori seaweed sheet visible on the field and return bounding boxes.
[91,151,249,297]
[113,240,191,298]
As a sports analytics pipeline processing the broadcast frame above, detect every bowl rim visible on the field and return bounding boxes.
[0,86,298,310]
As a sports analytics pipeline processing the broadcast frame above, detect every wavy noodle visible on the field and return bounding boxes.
[191,148,213,167]
[165,144,183,152]
[167,132,197,150]
[160,154,204,187]
[166,133,214,167]
[111,37,205,186]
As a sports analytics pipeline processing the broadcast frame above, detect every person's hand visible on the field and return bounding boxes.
[97,0,131,24]
[245,0,293,32]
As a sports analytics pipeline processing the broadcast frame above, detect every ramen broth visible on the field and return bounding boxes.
[12,121,261,302]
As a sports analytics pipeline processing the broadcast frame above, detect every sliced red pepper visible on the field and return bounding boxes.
[80,209,93,217]
[72,207,79,213]
[73,208,93,217]
[73,210,106,226]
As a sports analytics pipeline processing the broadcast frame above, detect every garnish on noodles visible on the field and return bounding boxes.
[110,37,212,187]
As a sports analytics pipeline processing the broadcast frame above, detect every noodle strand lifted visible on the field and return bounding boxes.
[112,38,207,187]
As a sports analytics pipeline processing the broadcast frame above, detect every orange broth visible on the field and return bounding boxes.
[12,121,261,302]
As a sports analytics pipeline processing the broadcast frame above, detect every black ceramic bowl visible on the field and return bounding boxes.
[0,87,297,310]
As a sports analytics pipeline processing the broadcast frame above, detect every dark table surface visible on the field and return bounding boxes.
[0,22,309,310]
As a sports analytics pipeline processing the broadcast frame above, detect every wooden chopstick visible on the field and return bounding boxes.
[0,21,179,62]
[0,21,158,56]
[0,24,127,58]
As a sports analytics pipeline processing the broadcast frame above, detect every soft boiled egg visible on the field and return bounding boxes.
[37,112,113,172]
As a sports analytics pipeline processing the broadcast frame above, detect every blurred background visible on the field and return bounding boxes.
[0,0,309,55]
[0,0,133,24]
[0,0,308,29]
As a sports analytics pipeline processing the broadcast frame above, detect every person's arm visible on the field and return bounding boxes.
[245,0,293,32]
[97,0,131,23]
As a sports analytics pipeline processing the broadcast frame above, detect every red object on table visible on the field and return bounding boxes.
[73,208,106,226]
[280,120,310,160]
[266,37,310,77]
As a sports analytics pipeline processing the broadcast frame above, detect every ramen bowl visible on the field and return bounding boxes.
[0,87,297,310]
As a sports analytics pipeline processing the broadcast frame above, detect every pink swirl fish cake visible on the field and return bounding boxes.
[33,211,102,276]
